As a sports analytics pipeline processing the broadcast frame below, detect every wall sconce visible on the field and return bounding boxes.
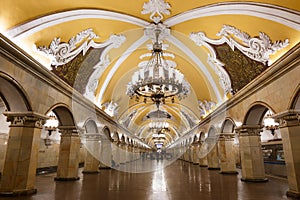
[263,111,279,136]
[44,113,59,147]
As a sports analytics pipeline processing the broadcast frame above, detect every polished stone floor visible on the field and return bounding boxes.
[0,160,294,200]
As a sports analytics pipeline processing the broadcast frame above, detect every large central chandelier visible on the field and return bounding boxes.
[126,27,190,108]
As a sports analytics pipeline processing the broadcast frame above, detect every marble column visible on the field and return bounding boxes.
[192,145,199,165]
[207,144,220,170]
[236,125,267,182]
[274,110,300,198]
[218,133,238,174]
[111,141,120,167]
[99,136,112,169]
[118,142,126,165]
[55,126,81,181]
[199,142,208,167]
[82,134,100,174]
[0,112,47,196]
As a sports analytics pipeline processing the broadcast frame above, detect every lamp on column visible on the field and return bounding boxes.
[263,111,279,136]
[44,113,59,147]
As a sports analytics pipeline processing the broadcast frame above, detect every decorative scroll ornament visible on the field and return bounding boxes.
[36,29,126,69]
[36,28,98,67]
[190,31,232,95]
[102,101,119,117]
[191,25,289,66]
[84,34,126,102]
[142,0,171,23]
[198,100,216,117]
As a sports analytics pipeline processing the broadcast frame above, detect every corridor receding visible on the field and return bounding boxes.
[0,160,291,200]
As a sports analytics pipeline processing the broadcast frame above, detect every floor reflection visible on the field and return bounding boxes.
[0,160,291,200]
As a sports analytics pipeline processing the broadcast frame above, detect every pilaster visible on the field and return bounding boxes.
[82,134,100,174]
[0,112,47,196]
[206,137,220,170]
[274,110,300,198]
[55,126,80,181]
[218,133,238,174]
[236,125,267,182]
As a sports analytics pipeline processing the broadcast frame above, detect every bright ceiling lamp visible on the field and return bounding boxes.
[149,121,169,130]
[126,26,190,108]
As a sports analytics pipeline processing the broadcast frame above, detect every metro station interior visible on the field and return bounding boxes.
[0,0,299,199]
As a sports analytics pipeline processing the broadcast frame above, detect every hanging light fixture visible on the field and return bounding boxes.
[44,112,59,147]
[126,27,190,108]
[263,110,279,136]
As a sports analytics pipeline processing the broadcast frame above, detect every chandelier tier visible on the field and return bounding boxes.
[126,27,190,108]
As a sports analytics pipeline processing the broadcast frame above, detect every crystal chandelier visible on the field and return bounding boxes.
[149,121,169,130]
[126,28,190,108]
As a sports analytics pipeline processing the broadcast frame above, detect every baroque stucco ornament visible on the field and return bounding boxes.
[198,100,216,117]
[36,28,98,67]
[142,0,171,23]
[36,28,126,68]
[191,25,289,66]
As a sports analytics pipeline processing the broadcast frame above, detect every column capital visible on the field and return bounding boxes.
[273,109,300,128]
[82,133,102,141]
[58,126,79,136]
[235,125,263,137]
[219,133,235,140]
[3,111,48,129]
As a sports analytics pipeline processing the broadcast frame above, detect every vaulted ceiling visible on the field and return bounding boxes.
[1,0,299,147]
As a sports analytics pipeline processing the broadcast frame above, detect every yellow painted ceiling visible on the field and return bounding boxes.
[1,0,299,147]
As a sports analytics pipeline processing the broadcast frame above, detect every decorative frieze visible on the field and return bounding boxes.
[273,110,300,128]
[235,125,263,137]
[3,112,47,129]
[58,126,79,136]
[218,133,235,141]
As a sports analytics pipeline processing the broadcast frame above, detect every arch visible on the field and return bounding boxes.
[121,134,126,144]
[84,119,99,134]
[289,85,300,109]
[243,102,273,125]
[46,104,76,127]
[199,131,206,142]
[102,126,112,141]
[221,118,235,133]
[207,126,217,137]
[112,132,119,142]
[193,135,198,143]
[0,72,32,112]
